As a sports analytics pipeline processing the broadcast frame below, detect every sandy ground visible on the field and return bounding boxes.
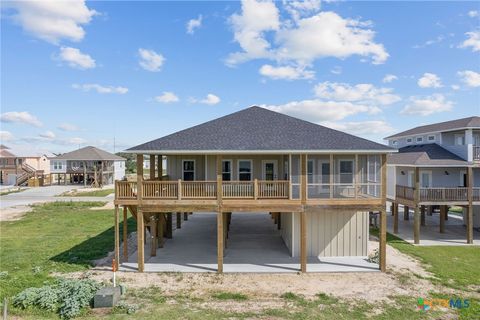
[0,205,33,222]
[65,237,461,305]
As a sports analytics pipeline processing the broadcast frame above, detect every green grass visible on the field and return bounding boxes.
[59,189,115,197]
[371,228,480,291]
[0,201,136,301]
[211,291,248,301]
[0,187,25,196]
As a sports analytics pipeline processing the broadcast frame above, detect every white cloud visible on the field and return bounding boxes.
[58,46,95,69]
[72,83,128,94]
[459,30,480,52]
[382,74,398,83]
[468,10,479,18]
[227,2,388,67]
[259,64,314,80]
[330,66,342,75]
[314,82,401,105]
[68,137,87,145]
[227,0,280,65]
[186,15,202,34]
[417,73,442,88]
[261,99,379,122]
[0,111,42,127]
[401,94,453,116]
[200,94,221,105]
[155,92,179,103]
[321,120,394,136]
[58,123,79,131]
[284,0,321,21]
[4,0,97,44]
[457,70,480,87]
[0,131,15,142]
[451,84,460,90]
[138,48,165,72]
[39,131,56,139]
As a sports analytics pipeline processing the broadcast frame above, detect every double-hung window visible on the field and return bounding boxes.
[222,160,232,181]
[339,160,353,184]
[182,160,195,181]
[238,160,252,181]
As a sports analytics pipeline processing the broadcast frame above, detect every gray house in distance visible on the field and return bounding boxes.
[385,116,480,244]
[114,106,395,273]
[50,146,126,186]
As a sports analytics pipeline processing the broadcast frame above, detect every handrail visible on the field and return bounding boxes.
[395,184,477,202]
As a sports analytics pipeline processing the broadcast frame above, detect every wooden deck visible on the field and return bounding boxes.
[395,184,480,205]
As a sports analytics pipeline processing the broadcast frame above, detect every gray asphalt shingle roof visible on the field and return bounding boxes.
[387,143,469,166]
[385,116,480,139]
[52,146,125,161]
[127,106,394,153]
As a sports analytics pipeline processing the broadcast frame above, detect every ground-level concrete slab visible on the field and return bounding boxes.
[121,212,379,273]
[386,206,480,246]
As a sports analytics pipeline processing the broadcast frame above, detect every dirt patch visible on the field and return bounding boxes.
[0,205,32,222]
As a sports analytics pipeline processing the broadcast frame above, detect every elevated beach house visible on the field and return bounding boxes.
[385,116,480,244]
[50,146,126,186]
[114,106,395,273]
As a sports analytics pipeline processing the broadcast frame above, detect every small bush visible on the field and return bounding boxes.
[280,292,299,300]
[114,301,139,315]
[212,292,248,301]
[12,278,102,319]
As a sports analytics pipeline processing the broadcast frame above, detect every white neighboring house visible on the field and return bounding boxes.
[385,116,479,244]
[50,146,126,186]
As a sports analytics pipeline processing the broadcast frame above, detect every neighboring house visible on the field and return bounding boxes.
[50,146,126,186]
[0,144,51,186]
[385,116,480,244]
[113,106,395,273]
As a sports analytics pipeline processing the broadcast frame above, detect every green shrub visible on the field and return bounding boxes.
[12,278,102,319]
[114,301,139,314]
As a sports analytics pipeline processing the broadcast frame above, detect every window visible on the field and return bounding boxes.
[238,160,252,181]
[182,160,195,181]
[222,160,231,181]
[406,138,413,144]
[339,160,353,184]
[454,134,465,146]
[416,137,423,143]
[321,162,330,184]
[428,135,435,141]
[53,161,63,170]
[307,160,314,183]
[392,140,398,146]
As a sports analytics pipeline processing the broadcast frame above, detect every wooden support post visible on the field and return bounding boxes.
[467,166,473,244]
[428,205,433,216]
[184,212,188,221]
[301,154,307,204]
[420,205,426,226]
[354,154,359,199]
[123,206,128,261]
[445,206,448,220]
[300,211,307,273]
[137,209,144,272]
[277,213,281,230]
[114,205,120,270]
[404,206,409,220]
[158,214,164,248]
[329,154,334,199]
[150,216,157,257]
[176,212,182,229]
[137,154,143,202]
[223,213,227,248]
[254,179,258,200]
[149,155,155,180]
[393,202,399,234]
[413,167,420,244]
[440,205,446,233]
[379,209,387,272]
[390,203,394,216]
[217,211,223,273]
[166,213,173,239]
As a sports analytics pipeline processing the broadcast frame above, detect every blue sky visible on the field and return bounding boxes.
[1,0,479,154]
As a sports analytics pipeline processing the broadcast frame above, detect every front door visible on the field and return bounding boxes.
[420,171,432,188]
[262,160,277,180]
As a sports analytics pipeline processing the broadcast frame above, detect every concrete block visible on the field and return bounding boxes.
[94,286,121,308]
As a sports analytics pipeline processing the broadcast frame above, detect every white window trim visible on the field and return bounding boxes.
[392,140,398,146]
[454,133,465,146]
[416,136,423,143]
[222,159,232,181]
[420,170,432,188]
[406,137,413,144]
[182,159,196,181]
[237,159,253,181]
[338,158,354,184]
[427,135,435,142]
[460,170,466,187]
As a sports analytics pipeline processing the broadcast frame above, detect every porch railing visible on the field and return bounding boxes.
[395,184,479,202]
[116,181,137,199]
